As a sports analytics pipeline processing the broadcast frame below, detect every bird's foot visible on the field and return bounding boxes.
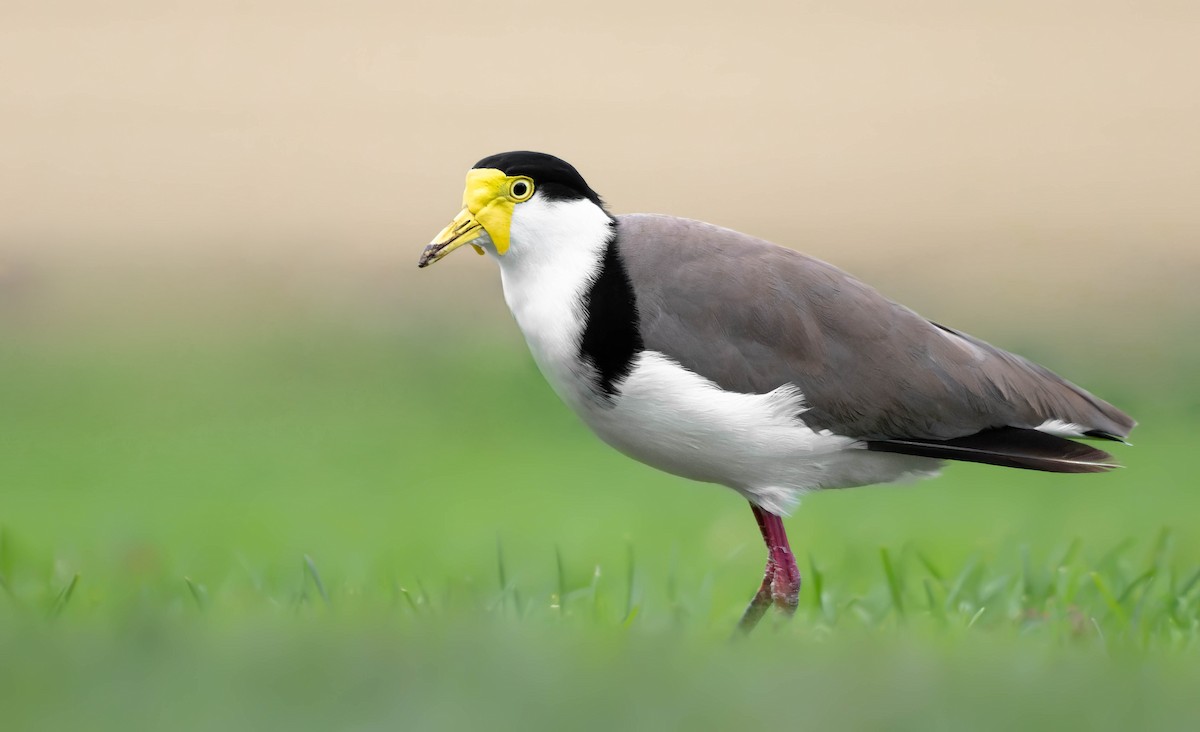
[736,549,801,634]
[736,559,776,633]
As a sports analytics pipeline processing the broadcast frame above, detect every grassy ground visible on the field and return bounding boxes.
[2,312,1199,730]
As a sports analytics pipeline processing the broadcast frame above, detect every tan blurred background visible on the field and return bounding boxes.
[2,0,1197,340]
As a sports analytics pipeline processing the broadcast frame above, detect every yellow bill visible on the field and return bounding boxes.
[417,207,486,268]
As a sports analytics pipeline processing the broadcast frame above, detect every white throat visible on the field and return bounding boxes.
[494,196,614,409]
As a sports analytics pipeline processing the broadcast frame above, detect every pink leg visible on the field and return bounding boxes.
[736,503,802,633]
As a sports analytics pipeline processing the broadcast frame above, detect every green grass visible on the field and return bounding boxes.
[2,314,1199,730]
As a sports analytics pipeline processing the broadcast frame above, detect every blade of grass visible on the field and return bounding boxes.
[184,576,207,611]
[1048,537,1081,570]
[924,578,946,624]
[808,554,824,613]
[416,578,435,614]
[397,584,421,615]
[1091,617,1108,652]
[47,573,79,619]
[1176,567,1200,599]
[1116,568,1157,605]
[0,526,13,588]
[590,564,603,622]
[496,537,509,597]
[841,597,873,625]
[966,606,986,629]
[666,545,678,607]
[303,554,331,607]
[916,551,945,586]
[979,574,1013,605]
[880,547,905,621]
[945,554,981,612]
[493,538,523,616]
[554,545,566,615]
[666,546,686,627]
[622,604,641,628]
[1020,544,1041,601]
[1148,527,1173,568]
[1090,572,1128,625]
[623,542,638,625]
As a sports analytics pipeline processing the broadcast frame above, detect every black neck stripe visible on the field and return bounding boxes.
[578,223,643,398]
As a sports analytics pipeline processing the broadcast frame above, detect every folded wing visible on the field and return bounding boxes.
[615,214,1134,472]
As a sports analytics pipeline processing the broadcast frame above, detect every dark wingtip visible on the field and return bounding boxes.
[1083,429,1133,446]
[866,427,1124,474]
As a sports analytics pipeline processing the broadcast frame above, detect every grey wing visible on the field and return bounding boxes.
[615,213,1134,443]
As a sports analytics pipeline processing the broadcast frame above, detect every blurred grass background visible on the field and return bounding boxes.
[2,1,1199,730]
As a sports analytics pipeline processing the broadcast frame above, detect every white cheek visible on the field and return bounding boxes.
[508,196,609,258]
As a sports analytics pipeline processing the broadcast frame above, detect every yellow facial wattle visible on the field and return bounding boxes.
[417,168,535,268]
[463,168,514,255]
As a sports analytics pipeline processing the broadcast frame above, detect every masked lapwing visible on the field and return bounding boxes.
[418,151,1134,632]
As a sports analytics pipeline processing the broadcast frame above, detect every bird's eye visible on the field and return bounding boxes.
[509,178,534,201]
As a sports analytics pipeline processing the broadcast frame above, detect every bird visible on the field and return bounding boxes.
[417,151,1134,633]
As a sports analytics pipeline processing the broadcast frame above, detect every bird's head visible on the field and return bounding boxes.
[418,151,610,268]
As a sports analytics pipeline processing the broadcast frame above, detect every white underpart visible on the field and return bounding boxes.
[488,194,942,515]
[1035,419,1088,438]
[581,352,942,514]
